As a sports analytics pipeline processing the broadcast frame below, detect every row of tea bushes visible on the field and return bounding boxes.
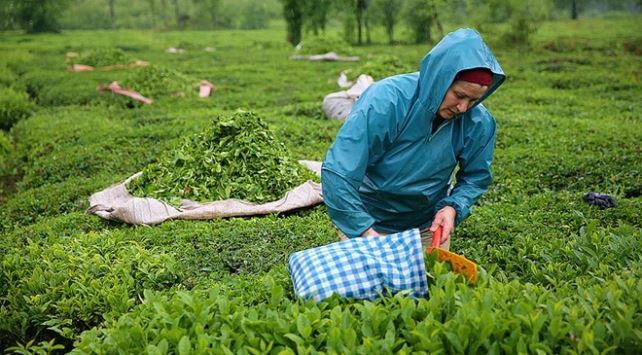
[0,230,185,346]
[71,259,641,354]
[0,207,337,349]
[0,87,33,130]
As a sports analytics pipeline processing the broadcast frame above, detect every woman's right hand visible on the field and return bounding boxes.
[361,227,382,237]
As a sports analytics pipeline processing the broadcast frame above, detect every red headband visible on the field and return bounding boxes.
[455,68,493,86]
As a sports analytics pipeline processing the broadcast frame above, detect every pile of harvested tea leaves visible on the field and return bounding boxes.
[73,48,134,67]
[128,111,317,206]
[125,64,195,98]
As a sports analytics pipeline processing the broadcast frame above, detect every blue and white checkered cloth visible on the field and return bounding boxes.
[288,228,428,302]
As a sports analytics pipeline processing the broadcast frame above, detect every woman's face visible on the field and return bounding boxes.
[438,81,488,119]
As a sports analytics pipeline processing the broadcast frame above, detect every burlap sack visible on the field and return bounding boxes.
[87,160,323,225]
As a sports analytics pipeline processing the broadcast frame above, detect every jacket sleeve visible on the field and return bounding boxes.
[435,112,496,225]
[321,87,400,238]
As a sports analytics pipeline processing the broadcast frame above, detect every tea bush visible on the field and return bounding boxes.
[22,69,113,107]
[72,262,642,354]
[0,87,34,129]
[0,64,19,89]
[0,131,11,176]
[352,55,416,80]
[0,176,106,232]
[0,231,184,344]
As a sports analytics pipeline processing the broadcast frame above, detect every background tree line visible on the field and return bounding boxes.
[1,0,640,45]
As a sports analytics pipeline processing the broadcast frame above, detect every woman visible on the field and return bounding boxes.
[321,28,506,247]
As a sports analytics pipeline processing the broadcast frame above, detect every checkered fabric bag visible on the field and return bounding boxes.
[288,228,428,302]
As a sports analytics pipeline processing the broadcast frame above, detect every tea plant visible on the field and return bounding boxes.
[352,54,415,80]
[0,87,33,129]
[0,231,185,345]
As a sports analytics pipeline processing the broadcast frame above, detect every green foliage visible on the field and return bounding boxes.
[467,0,553,46]
[73,261,642,353]
[502,0,553,45]
[371,0,403,44]
[22,70,109,107]
[0,131,12,176]
[352,54,415,80]
[124,64,197,98]
[404,0,437,44]
[0,232,184,344]
[10,0,73,33]
[5,338,66,355]
[129,110,316,205]
[10,106,174,190]
[296,34,353,55]
[0,64,19,89]
[281,0,304,45]
[71,47,134,67]
[303,0,332,35]
[0,87,34,129]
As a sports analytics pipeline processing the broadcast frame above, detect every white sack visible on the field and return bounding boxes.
[323,74,374,121]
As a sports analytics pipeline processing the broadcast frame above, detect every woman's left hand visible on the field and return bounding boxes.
[429,206,457,244]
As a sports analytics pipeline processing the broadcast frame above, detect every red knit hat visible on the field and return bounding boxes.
[455,68,493,86]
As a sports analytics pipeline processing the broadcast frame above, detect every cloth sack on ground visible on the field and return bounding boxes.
[87,160,323,225]
[289,51,360,62]
[323,74,374,121]
[288,228,428,302]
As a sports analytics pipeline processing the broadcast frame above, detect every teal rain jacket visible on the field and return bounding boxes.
[321,28,506,238]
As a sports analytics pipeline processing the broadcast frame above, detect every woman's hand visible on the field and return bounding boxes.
[361,227,382,237]
[429,206,457,244]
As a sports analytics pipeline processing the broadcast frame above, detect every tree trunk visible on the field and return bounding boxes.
[160,0,168,29]
[431,2,443,39]
[171,0,180,29]
[383,1,396,45]
[283,0,303,46]
[365,13,371,45]
[147,0,156,28]
[355,0,364,45]
[571,0,578,20]
[108,0,116,29]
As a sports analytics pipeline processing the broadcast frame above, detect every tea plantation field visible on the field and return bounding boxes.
[1,16,641,354]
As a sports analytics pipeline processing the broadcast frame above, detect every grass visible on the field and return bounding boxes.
[0,16,641,353]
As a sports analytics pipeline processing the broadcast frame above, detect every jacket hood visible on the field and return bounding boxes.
[418,28,505,113]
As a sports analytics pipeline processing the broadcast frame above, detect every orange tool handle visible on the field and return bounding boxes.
[432,226,443,248]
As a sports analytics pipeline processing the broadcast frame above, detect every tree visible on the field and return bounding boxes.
[372,0,402,44]
[12,0,72,33]
[160,0,169,29]
[571,0,578,19]
[303,0,332,35]
[170,0,186,29]
[107,0,116,28]
[192,0,221,28]
[404,0,435,44]
[240,1,270,29]
[146,0,157,28]
[280,0,304,45]
[355,0,368,45]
